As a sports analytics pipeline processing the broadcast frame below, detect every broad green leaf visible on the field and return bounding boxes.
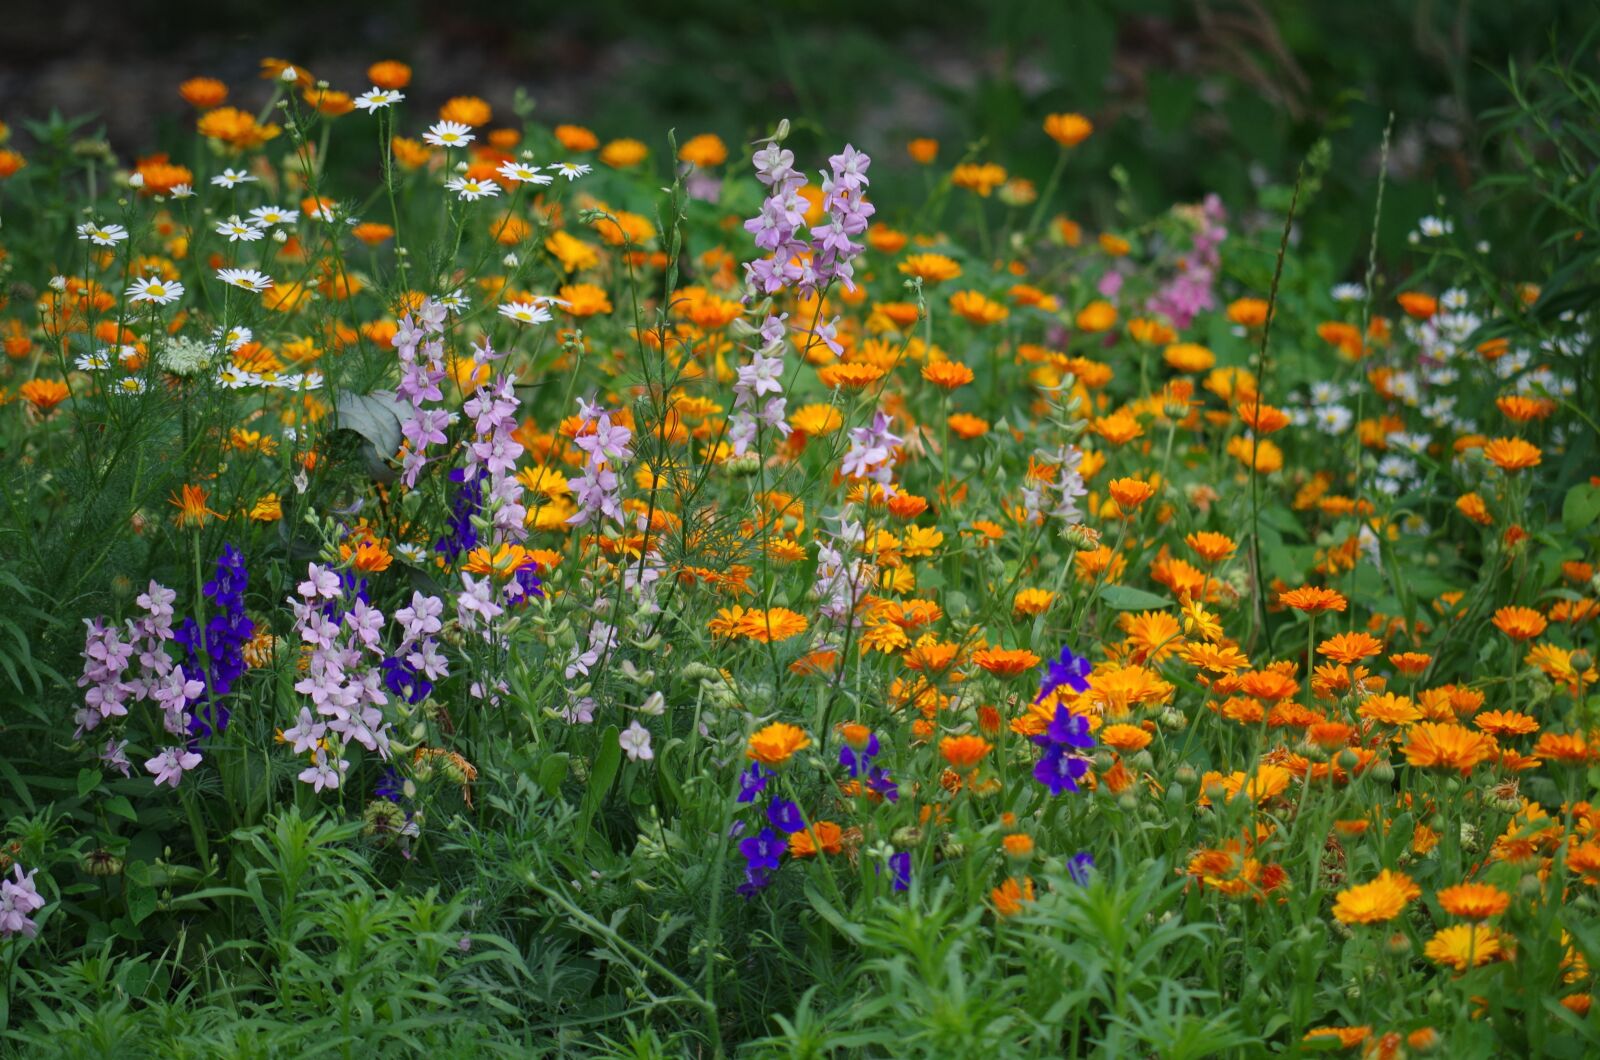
[1098,585,1174,611]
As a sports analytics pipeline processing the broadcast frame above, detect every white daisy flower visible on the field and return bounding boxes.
[170,183,195,199]
[498,301,553,325]
[354,87,404,111]
[1330,282,1365,303]
[216,216,265,242]
[498,160,552,185]
[216,366,262,389]
[249,205,299,227]
[211,168,257,188]
[438,289,469,313]
[213,325,253,352]
[112,377,148,397]
[424,121,476,147]
[126,277,184,305]
[393,543,429,565]
[553,161,592,180]
[445,176,499,201]
[217,267,274,292]
[74,350,113,371]
[1418,215,1453,237]
[76,222,129,246]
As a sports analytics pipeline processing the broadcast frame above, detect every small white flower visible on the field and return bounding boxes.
[394,543,429,565]
[112,377,148,397]
[170,183,195,199]
[437,289,469,313]
[49,275,68,291]
[354,87,404,111]
[281,66,299,83]
[1330,282,1365,303]
[1418,215,1453,237]
[128,172,145,188]
[217,267,274,292]
[618,721,653,762]
[424,121,476,147]
[498,301,552,325]
[444,176,499,201]
[249,205,299,227]
[216,216,265,242]
[553,161,592,181]
[76,222,129,246]
[126,276,184,305]
[497,160,552,185]
[211,168,257,188]
[74,351,113,371]
[214,325,253,351]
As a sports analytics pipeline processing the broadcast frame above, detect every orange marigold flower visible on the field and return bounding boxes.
[1496,394,1555,422]
[178,76,228,109]
[554,124,598,152]
[1099,723,1152,753]
[1235,399,1290,434]
[921,360,975,389]
[1304,1027,1370,1049]
[972,648,1040,677]
[1226,298,1269,327]
[1043,112,1093,147]
[1075,300,1118,333]
[898,253,962,283]
[787,820,843,858]
[939,734,993,770]
[949,290,1009,325]
[1396,291,1437,319]
[991,875,1035,916]
[19,378,70,411]
[1185,531,1236,563]
[1473,710,1538,738]
[951,162,1007,197]
[1436,882,1511,920]
[947,413,989,440]
[746,722,811,767]
[1482,437,1542,472]
[906,138,938,164]
[1279,586,1347,614]
[1013,588,1055,616]
[1318,631,1384,664]
[1358,692,1422,726]
[1400,722,1498,773]
[1491,605,1546,641]
[1163,342,1215,373]
[439,96,491,127]
[1532,732,1597,764]
[678,133,727,167]
[367,60,412,89]
[600,137,649,168]
[818,363,886,389]
[1333,869,1419,925]
[1107,476,1156,512]
[1389,651,1431,676]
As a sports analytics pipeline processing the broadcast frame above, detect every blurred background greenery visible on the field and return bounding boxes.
[2,0,1592,275]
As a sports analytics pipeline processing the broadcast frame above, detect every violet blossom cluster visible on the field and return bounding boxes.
[566,398,632,527]
[0,865,45,939]
[393,298,456,488]
[840,411,902,496]
[731,139,873,456]
[458,336,529,552]
[812,517,875,627]
[76,580,208,788]
[286,564,395,790]
[1145,194,1227,330]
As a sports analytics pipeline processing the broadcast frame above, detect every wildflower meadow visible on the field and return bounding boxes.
[0,6,1598,1056]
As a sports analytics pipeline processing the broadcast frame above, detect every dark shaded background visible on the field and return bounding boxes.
[2,0,1589,271]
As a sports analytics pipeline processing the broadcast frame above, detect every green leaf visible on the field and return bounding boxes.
[576,726,622,853]
[1562,483,1600,535]
[536,753,569,799]
[1097,585,1174,611]
[104,796,138,823]
[76,768,101,798]
[126,881,158,926]
[332,390,409,483]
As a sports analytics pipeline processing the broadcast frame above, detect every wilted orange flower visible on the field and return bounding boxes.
[1436,882,1510,920]
[170,484,222,528]
[1279,586,1347,614]
[1332,869,1419,924]
[1482,437,1542,471]
[1491,606,1546,640]
[1400,722,1497,773]
[940,734,993,770]
[972,648,1040,677]
[746,722,811,767]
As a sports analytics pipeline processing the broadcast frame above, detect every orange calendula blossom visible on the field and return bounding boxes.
[1278,586,1347,613]
[972,648,1041,677]
[1332,869,1419,925]
[746,723,811,768]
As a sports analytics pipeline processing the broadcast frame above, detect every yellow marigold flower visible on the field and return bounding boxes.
[1225,435,1283,473]
[599,138,649,168]
[197,106,280,149]
[1358,692,1421,726]
[558,283,613,317]
[901,526,944,558]
[747,722,811,767]
[1043,112,1093,147]
[1425,924,1502,971]
[951,162,1007,196]
[546,230,601,273]
[1332,869,1419,925]
[677,133,727,167]
[1098,722,1151,753]
[1013,588,1055,617]
[949,290,1008,325]
[789,403,843,436]
[1163,342,1215,373]
[248,493,282,522]
[898,253,962,283]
